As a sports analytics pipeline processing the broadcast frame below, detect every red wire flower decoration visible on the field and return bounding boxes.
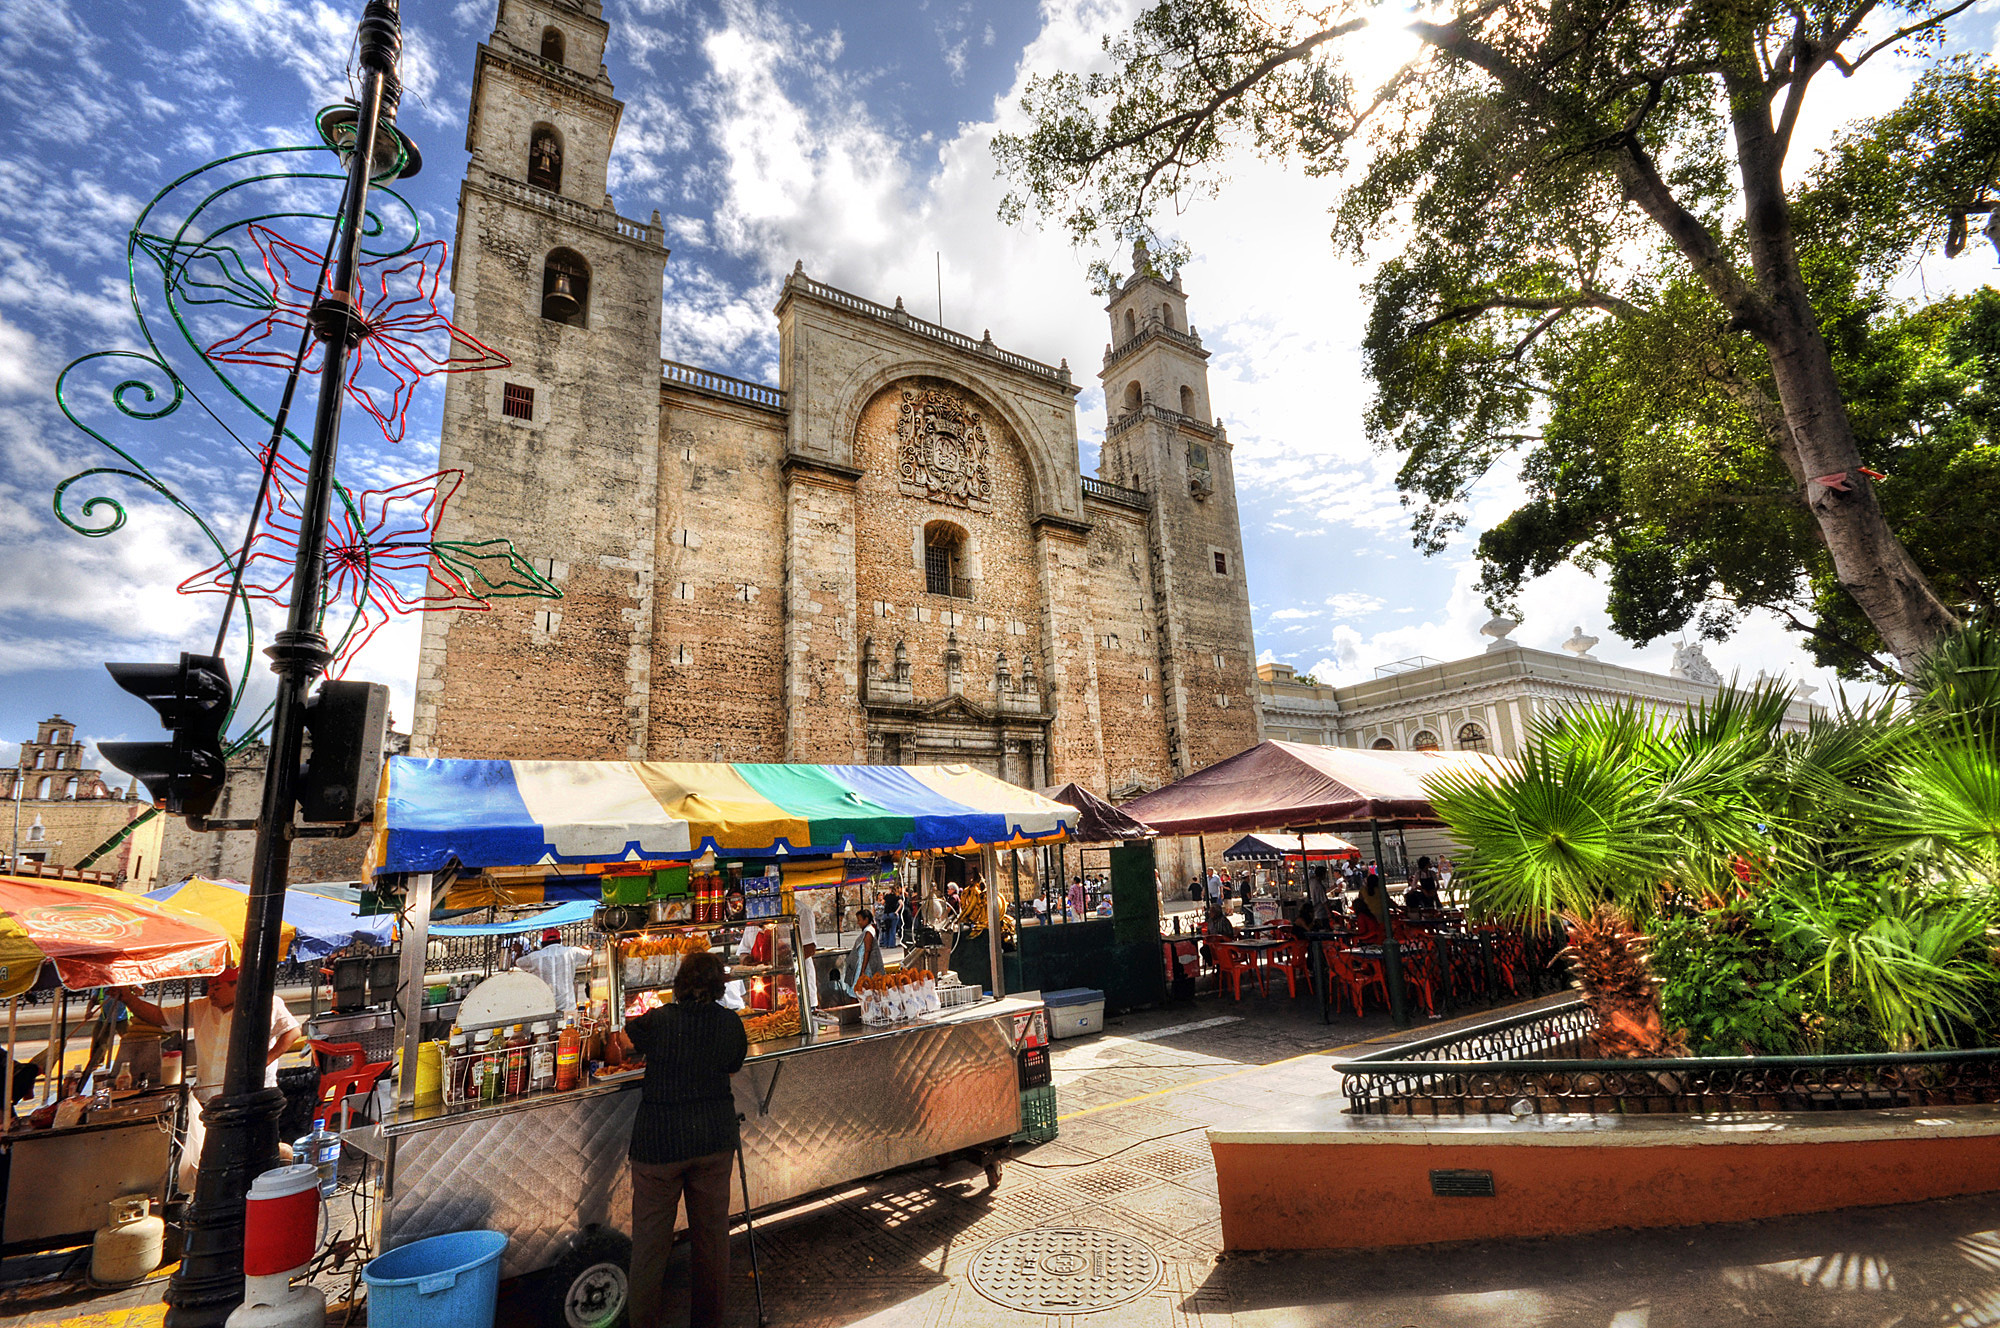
[180,448,558,676]
[206,224,509,445]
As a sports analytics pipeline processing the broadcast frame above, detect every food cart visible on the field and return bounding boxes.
[0,876,231,1252]
[346,757,1073,1322]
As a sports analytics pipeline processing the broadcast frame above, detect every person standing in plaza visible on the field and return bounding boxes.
[616,951,747,1328]
[878,882,903,951]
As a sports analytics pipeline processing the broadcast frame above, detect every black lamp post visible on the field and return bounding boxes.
[165,3,410,1322]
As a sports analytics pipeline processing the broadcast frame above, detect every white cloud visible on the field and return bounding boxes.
[0,312,45,397]
[1323,592,1386,617]
[1267,607,1321,620]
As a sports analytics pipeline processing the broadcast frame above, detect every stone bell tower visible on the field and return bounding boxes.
[413,0,670,760]
[1097,244,1261,775]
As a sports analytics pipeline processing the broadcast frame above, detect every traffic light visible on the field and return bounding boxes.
[99,653,232,819]
[299,680,390,824]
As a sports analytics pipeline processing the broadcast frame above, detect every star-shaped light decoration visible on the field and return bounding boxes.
[205,223,509,445]
[181,448,560,676]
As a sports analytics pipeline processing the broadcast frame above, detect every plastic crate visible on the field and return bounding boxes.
[1012,1084,1059,1144]
[1017,1044,1051,1089]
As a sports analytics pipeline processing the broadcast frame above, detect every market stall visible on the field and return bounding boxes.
[347,756,1074,1308]
[0,876,231,1252]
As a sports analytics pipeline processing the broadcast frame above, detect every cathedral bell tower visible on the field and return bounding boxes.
[413,0,670,760]
[1097,244,1261,775]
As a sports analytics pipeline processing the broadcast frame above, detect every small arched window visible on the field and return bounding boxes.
[26,818,43,842]
[541,248,590,326]
[63,776,78,798]
[1457,722,1490,753]
[1370,737,1396,751]
[1161,302,1176,331]
[1123,308,1136,342]
[528,124,563,193]
[33,751,45,769]
[1412,730,1440,751]
[1121,381,1142,417]
[1178,385,1196,417]
[540,26,565,64]
[35,776,51,798]
[924,521,967,598]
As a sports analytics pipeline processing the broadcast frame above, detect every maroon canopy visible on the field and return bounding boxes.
[1039,782,1157,843]
[1117,741,1505,836]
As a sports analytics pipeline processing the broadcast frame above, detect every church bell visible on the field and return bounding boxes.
[543,271,581,321]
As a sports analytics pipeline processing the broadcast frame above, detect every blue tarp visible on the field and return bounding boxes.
[427,900,598,937]
[147,878,396,960]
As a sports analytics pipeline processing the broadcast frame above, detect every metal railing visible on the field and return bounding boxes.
[785,275,1072,387]
[1082,476,1151,511]
[662,359,786,411]
[1337,999,2000,1116]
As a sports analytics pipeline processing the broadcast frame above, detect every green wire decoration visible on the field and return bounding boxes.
[52,124,557,752]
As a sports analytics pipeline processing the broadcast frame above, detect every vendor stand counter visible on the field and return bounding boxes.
[2,1090,182,1251]
[347,993,1043,1277]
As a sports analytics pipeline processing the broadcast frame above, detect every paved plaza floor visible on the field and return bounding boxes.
[9,989,2000,1326]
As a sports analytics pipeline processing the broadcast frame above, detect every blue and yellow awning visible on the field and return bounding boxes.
[365,759,1075,879]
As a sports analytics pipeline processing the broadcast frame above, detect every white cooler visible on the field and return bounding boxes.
[1043,987,1105,1040]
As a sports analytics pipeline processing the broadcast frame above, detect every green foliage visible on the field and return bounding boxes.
[995,0,1989,668]
[1437,623,2000,1050]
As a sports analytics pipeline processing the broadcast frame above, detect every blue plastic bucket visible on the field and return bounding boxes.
[363,1229,507,1328]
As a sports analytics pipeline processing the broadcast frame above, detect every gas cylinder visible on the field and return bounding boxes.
[225,1271,327,1328]
[90,1194,164,1284]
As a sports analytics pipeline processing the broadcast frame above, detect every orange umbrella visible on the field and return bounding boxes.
[0,876,232,1000]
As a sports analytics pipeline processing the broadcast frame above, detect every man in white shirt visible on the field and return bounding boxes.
[1205,869,1223,906]
[118,967,304,1190]
[515,928,592,1016]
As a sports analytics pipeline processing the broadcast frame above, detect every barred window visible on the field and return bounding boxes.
[502,383,534,419]
[924,521,969,598]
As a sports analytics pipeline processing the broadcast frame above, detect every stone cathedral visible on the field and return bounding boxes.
[413,0,1262,805]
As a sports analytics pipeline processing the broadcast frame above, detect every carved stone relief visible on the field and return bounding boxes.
[896,386,993,510]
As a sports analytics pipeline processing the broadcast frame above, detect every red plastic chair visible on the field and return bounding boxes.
[310,1039,390,1129]
[1269,938,1314,999]
[1323,943,1387,1017]
[1213,943,1266,1000]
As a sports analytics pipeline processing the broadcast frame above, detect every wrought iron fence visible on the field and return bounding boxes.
[1337,998,2000,1116]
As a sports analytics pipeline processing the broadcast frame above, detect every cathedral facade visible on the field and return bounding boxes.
[412,0,1263,802]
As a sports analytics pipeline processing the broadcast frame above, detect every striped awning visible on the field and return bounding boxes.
[365,758,1075,878]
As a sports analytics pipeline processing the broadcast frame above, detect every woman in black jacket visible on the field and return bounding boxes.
[615,949,747,1328]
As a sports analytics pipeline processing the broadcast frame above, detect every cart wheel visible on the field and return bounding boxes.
[548,1226,632,1328]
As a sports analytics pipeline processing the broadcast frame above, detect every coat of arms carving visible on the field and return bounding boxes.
[897,387,993,509]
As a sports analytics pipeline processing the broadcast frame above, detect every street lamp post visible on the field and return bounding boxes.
[164,3,409,1322]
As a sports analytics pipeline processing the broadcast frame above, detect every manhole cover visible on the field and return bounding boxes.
[968,1228,1164,1313]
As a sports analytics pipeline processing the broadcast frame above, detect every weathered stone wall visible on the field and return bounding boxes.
[1083,501,1173,797]
[649,393,790,760]
[11,800,162,886]
[413,0,668,761]
[851,379,1042,704]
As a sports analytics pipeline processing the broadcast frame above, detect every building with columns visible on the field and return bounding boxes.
[1257,620,1819,758]
[415,0,1263,838]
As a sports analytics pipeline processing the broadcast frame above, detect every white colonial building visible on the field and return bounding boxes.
[1257,618,1820,757]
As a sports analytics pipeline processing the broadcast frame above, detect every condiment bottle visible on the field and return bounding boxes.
[445,1030,468,1105]
[504,1024,530,1096]
[529,1021,555,1092]
[478,1032,503,1103]
[555,1023,582,1091]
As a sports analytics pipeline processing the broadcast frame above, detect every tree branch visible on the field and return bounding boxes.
[1832,0,1976,76]
[1411,290,1643,335]
[1772,603,1902,679]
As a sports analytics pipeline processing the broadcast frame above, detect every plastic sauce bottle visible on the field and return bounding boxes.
[555,1023,582,1091]
[445,1029,468,1105]
[529,1021,555,1092]
[504,1024,531,1096]
[478,1032,503,1103]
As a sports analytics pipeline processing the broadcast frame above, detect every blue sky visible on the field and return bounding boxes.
[0,0,1990,773]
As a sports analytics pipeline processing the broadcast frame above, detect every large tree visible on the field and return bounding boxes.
[994,0,1997,669]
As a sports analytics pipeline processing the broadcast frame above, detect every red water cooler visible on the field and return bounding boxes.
[225,1164,327,1327]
